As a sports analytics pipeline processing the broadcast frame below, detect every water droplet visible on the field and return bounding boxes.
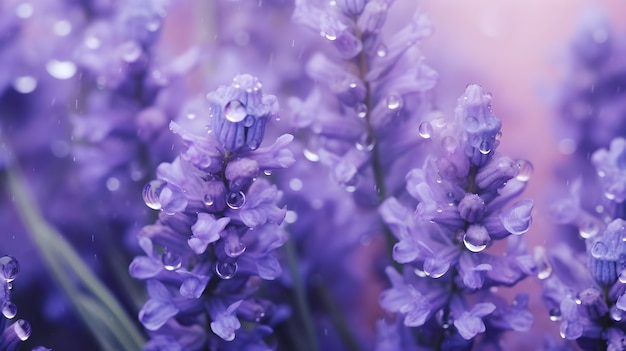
[355,103,367,118]
[85,36,101,49]
[162,250,182,271]
[591,241,608,258]
[0,256,19,282]
[386,94,402,110]
[515,160,533,182]
[463,234,487,252]
[534,247,552,280]
[355,132,375,152]
[121,41,142,62]
[203,194,214,206]
[611,306,623,321]
[605,191,617,201]
[46,60,77,80]
[418,121,433,139]
[579,218,600,239]
[226,191,246,209]
[303,148,320,162]
[215,261,238,279]
[254,311,266,322]
[549,308,562,321]
[242,115,255,127]
[376,43,387,57]
[142,180,166,210]
[12,76,37,94]
[14,320,31,341]
[225,240,246,258]
[619,269,626,283]
[263,170,273,176]
[2,301,17,319]
[465,117,479,132]
[413,268,427,277]
[224,100,247,123]
[321,28,337,41]
[478,140,491,155]
[16,3,34,19]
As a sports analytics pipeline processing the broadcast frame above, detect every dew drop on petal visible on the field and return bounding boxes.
[161,250,182,271]
[549,308,561,322]
[376,43,387,57]
[355,103,367,118]
[463,234,487,252]
[515,160,533,182]
[242,115,255,127]
[303,148,320,162]
[224,100,247,122]
[534,247,552,280]
[418,121,433,139]
[579,218,600,239]
[215,261,238,279]
[121,41,142,62]
[619,269,626,284]
[386,94,402,110]
[591,241,608,259]
[1,301,17,319]
[143,180,166,210]
[0,256,19,282]
[611,306,623,321]
[478,140,491,155]
[355,132,375,152]
[225,240,246,258]
[226,191,246,209]
[263,170,273,176]
[203,194,214,206]
[14,320,31,341]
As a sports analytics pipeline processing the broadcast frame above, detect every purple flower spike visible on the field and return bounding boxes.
[591,137,626,202]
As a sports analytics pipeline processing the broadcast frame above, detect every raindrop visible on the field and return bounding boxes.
[515,160,533,182]
[321,29,337,41]
[413,268,427,277]
[203,194,214,206]
[303,148,320,162]
[611,306,623,321]
[376,43,387,57]
[226,191,246,209]
[263,170,273,176]
[619,269,626,283]
[591,241,608,259]
[579,218,600,239]
[534,247,552,280]
[355,103,367,118]
[418,121,433,139]
[549,308,562,322]
[242,115,255,127]
[478,140,491,155]
[2,301,17,319]
[14,320,31,341]
[225,240,246,258]
[142,180,166,210]
[121,41,142,62]
[162,250,182,271]
[215,261,238,279]
[0,256,19,282]
[12,76,37,94]
[386,94,402,110]
[424,265,446,278]
[46,60,77,80]
[224,100,247,123]
[463,234,487,252]
[355,132,375,152]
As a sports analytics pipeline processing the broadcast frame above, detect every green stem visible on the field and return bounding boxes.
[6,167,146,351]
[284,236,318,351]
[314,283,361,351]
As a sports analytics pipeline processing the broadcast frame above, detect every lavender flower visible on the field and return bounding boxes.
[130,74,294,350]
[379,85,535,349]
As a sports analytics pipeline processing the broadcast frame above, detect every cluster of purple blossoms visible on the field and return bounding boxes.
[378,85,536,350]
[540,9,626,350]
[129,74,295,350]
